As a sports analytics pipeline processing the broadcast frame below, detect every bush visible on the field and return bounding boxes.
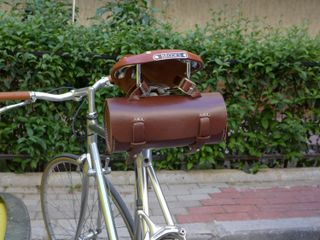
[0,0,319,172]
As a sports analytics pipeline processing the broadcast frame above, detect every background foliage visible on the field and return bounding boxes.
[0,0,319,172]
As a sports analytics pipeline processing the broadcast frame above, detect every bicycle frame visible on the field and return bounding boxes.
[84,78,186,240]
[134,151,186,240]
[0,76,186,240]
[82,79,119,239]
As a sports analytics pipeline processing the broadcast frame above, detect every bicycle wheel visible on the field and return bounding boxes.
[41,154,134,240]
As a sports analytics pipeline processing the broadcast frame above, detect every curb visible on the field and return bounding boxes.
[0,167,319,186]
[184,217,320,240]
[0,193,31,240]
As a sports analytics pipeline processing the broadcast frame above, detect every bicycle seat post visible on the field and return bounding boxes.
[142,149,152,160]
[136,149,186,239]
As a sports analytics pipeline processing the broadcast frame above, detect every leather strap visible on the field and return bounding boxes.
[128,77,201,99]
[198,115,211,140]
[128,81,150,100]
[127,118,146,163]
[189,114,211,153]
[131,118,146,147]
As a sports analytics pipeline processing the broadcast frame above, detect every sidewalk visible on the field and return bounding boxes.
[1,167,320,240]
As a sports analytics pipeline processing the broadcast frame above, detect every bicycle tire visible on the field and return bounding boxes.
[40,154,134,240]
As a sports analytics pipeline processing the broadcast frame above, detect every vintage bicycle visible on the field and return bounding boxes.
[0,49,227,240]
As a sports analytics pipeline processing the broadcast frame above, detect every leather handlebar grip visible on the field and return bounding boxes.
[0,92,31,101]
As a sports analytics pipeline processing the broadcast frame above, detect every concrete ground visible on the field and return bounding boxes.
[0,167,320,240]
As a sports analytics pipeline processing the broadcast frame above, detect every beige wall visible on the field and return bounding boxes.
[76,0,106,24]
[1,0,320,35]
[152,0,320,35]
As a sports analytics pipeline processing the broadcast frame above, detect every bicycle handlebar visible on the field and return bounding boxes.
[0,76,112,114]
[0,91,82,102]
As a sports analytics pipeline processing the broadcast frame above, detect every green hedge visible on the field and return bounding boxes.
[0,0,319,172]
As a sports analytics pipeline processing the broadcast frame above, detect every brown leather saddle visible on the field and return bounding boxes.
[110,49,204,98]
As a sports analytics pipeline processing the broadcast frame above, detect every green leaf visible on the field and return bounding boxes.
[187,162,193,170]
[215,58,224,65]
[261,117,269,129]
[27,127,34,137]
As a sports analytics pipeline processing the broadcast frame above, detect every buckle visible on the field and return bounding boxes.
[178,78,197,96]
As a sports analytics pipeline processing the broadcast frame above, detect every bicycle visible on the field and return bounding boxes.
[0,49,227,240]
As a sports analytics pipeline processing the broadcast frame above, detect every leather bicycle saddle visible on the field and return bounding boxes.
[110,49,204,97]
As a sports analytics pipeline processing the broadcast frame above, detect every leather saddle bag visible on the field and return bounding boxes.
[104,92,227,154]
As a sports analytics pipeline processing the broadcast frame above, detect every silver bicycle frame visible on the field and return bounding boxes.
[81,78,119,240]
[134,150,186,240]
[0,76,186,240]
[83,78,186,239]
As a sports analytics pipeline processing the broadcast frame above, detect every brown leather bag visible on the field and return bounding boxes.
[104,92,227,154]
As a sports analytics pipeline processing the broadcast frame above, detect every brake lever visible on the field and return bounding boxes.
[0,99,34,115]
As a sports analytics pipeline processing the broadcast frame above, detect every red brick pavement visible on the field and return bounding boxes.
[176,185,320,223]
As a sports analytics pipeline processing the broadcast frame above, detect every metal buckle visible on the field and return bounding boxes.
[178,78,197,95]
